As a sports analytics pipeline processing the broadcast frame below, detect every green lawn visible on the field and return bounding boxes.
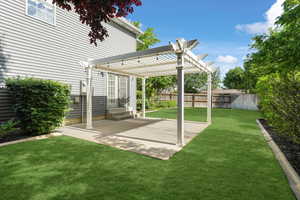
[0,108,295,200]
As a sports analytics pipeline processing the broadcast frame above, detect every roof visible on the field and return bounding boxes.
[111,17,143,36]
[82,38,214,78]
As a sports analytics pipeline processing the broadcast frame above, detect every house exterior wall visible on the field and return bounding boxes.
[0,0,137,122]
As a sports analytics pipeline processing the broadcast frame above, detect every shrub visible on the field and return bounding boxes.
[256,72,300,143]
[0,120,18,138]
[6,78,71,135]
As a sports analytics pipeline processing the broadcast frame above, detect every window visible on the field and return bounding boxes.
[26,0,56,25]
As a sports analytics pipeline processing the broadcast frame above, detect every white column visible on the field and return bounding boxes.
[177,53,185,146]
[207,72,212,124]
[142,77,146,118]
[86,66,93,129]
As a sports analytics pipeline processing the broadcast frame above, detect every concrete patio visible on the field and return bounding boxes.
[59,118,209,160]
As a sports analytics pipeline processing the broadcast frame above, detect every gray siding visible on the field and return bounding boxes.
[0,0,137,121]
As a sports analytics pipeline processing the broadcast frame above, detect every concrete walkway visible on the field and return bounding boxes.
[59,118,209,160]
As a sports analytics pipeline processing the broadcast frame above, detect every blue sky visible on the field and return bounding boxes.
[128,0,284,78]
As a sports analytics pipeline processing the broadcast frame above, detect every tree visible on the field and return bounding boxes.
[184,69,221,93]
[243,0,300,90]
[132,21,160,50]
[53,0,142,46]
[133,21,176,98]
[242,0,300,143]
[223,67,245,89]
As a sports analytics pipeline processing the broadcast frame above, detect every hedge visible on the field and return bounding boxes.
[5,78,71,135]
[256,72,300,143]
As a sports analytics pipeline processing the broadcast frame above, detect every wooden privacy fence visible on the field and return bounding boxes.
[155,93,232,108]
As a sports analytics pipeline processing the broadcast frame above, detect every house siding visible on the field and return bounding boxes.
[0,0,137,122]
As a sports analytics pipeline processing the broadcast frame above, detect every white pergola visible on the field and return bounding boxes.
[80,38,214,146]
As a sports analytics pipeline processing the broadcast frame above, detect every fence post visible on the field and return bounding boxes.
[192,94,195,108]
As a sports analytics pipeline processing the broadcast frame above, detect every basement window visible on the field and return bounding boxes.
[26,0,56,25]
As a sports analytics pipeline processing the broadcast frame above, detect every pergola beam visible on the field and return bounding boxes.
[185,50,212,73]
[118,61,177,71]
[134,66,198,75]
[139,68,202,78]
[94,65,145,78]
[89,45,174,66]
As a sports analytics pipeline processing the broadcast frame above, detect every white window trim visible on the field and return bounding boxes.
[25,0,57,26]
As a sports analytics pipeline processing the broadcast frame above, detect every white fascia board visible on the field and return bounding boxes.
[111,17,143,36]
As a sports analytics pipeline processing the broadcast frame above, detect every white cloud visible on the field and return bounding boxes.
[216,55,238,64]
[195,44,248,79]
[235,22,269,35]
[235,0,284,34]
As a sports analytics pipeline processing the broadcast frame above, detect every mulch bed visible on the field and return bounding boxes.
[259,119,300,176]
[0,130,31,144]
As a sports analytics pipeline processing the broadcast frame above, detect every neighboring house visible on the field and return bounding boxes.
[0,0,143,123]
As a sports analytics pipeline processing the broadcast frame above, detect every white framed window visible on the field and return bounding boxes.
[26,0,56,25]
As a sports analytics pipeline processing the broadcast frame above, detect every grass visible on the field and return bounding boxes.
[0,108,295,200]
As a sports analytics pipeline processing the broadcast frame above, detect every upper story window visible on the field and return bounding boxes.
[26,0,56,25]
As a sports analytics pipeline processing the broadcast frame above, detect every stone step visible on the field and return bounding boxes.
[107,108,127,114]
[106,111,133,121]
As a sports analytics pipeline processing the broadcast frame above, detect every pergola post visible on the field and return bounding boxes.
[177,53,185,146]
[207,72,212,124]
[142,77,146,118]
[86,66,93,129]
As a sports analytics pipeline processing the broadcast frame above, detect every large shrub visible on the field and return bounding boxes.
[6,78,71,135]
[256,73,300,143]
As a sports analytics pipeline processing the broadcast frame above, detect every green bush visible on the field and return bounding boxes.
[6,78,71,135]
[256,72,300,143]
[156,100,177,108]
[0,120,18,138]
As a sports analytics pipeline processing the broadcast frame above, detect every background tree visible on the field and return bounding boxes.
[132,22,160,51]
[184,69,221,93]
[53,0,142,45]
[223,67,245,89]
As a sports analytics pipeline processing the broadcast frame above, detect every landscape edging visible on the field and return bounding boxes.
[257,119,300,200]
[0,132,62,147]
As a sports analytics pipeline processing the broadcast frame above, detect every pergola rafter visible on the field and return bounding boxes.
[80,38,214,146]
